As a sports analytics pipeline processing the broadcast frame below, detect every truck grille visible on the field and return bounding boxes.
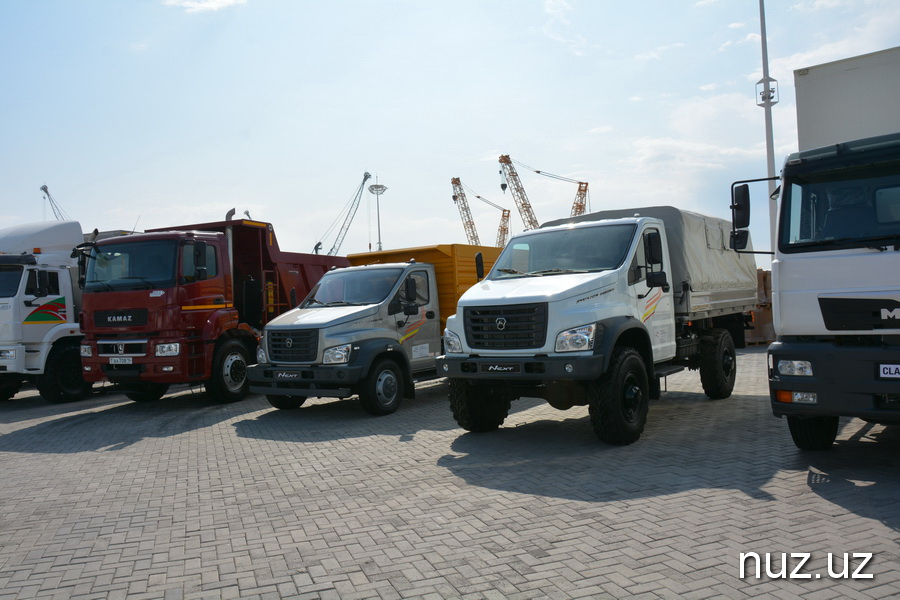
[268,330,318,363]
[98,340,147,357]
[464,303,548,349]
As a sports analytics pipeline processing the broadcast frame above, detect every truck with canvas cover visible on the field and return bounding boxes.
[436,206,758,445]
[249,244,501,415]
[74,218,348,403]
[0,221,94,403]
[730,48,900,450]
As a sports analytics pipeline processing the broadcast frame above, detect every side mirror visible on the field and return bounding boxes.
[404,277,417,304]
[193,241,208,281]
[732,184,751,229]
[647,271,670,292]
[36,271,49,298]
[475,252,485,280]
[645,231,664,265]
[730,230,750,250]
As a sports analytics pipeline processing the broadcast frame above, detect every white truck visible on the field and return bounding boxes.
[249,244,501,415]
[0,221,92,402]
[436,206,758,445]
[730,48,900,450]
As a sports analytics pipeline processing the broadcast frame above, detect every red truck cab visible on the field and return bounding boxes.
[76,219,347,403]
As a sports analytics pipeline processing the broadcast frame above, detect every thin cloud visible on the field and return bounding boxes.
[162,0,246,13]
[539,0,589,56]
[635,43,686,61]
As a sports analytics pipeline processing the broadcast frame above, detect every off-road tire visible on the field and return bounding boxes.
[787,415,839,451]
[0,376,23,401]
[267,395,307,410]
[359,358,403,416]
[589,347,649,445]
[699,328,737,400]
[448,379,511,432]
[36,344,92,404]
[207,339,251,403]
[125,382,170,403]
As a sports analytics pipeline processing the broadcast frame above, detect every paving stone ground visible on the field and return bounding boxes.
[1,345,898,599]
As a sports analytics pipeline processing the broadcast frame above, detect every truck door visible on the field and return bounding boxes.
[396,269,440,372]
[629,228,676,361]
[21,268,69,342]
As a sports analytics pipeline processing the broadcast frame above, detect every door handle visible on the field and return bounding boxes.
[213,298,225,305]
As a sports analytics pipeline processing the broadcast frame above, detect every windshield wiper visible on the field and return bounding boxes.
[496,268,526,275]
[86,279,113,291]
[528,268,589,275]
[121,276,155,289]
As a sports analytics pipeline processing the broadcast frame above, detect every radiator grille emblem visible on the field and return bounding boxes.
[495,318,507,331]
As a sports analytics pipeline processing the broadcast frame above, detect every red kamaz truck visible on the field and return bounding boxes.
[74,218,348,403]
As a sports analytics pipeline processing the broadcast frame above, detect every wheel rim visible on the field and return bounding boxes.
[722,350,735,378]
[622,372,643,422]
[222,352,247,392]
[374,369,398,406]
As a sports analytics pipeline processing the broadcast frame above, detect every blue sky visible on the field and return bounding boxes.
[2,0,899,263]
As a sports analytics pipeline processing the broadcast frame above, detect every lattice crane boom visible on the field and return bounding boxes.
[505,157,590,218]
[320,172,371,255]
[39,185,72,221]
[498,155,540,231]
[450,177,481,246]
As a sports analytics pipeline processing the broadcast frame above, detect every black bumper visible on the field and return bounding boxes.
[769,339,900,422]
[435,353,605,382]
[248,363,364,398]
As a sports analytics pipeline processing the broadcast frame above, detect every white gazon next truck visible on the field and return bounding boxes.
[0,221,92,402]
[436,206,758,445]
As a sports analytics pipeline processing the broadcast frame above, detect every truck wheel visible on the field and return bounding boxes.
[36,344,92,404]
[699,328,736,400]
[359,358,403,416]
[125,383,170,403]
[787,416,839,451]
[267,395,307,410]
[449,379,511,432]
[589,347,649,445]
[207,339,250,403]
[0,376,23,401]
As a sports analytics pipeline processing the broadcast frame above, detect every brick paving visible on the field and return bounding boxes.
[0,345,898,599]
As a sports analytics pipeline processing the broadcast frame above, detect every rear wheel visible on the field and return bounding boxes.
[787,416,839,450]
[125,382,170,403]
[207,339,251,403]
[37,344,92,404]
[267,395,307,410]
[359,359,403,416]
[589,347,649,445]
[699,328,737,399]
[449,379,511,432]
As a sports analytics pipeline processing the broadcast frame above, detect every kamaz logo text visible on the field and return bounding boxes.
[881,308,900,320]
[107,316,132,323]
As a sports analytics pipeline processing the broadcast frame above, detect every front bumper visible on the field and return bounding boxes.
[248,363,365,398]
[436,353,605,381]
[769,339,900,423]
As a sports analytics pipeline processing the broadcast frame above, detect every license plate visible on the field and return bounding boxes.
[109,357,133,365]
[879,363,900,379]
[481,363,521,374]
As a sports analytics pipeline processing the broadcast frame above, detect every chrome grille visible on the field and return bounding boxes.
[464,303,548,349]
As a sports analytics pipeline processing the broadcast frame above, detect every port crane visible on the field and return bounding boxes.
[498,155,540,231]
[39,185,72,221]
[451,178,510,247]
[500,156,590,218]
[316,172,371,255]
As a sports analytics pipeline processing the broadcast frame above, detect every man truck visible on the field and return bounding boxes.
[248,244,501,415]
[730,48,900,450]
[436,206,758,445]
[74,217,348,403]
[0,221,92,403]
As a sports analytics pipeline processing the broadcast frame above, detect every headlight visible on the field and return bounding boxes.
[155,343,180,357]
[256,346,267,364]
[0,349,17,360]
[777,360,813,376]
[444,329,463,353]
[555,324,597,352]
[323,343,352,364]
[79,345,91,358]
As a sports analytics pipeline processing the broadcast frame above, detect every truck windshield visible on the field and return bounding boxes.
[488,224,636,280]
[301,267,403,307]
[84,240,178,291]
[0,265,24,298]
[780,161,900,253]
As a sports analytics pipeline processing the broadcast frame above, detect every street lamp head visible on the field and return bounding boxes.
[369,184,387,196]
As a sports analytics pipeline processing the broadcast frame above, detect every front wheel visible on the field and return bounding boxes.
[207,339,251,403]
[787,416,839,450]
[37,344,92,404]
[589,347,649,445]
[125,382,170,403]
[359,359,403,416]
[448,379,511,432]
[699,328,737,400]
[267,395,307,410]
[0,376,23,401]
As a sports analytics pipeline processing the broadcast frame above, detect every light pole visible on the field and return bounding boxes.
[368,182,387,251]
[756,0,779,252]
